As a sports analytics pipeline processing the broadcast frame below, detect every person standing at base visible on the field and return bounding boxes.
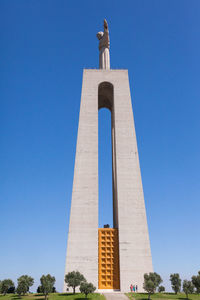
[130,284,133,292]
[133,285,135,292]
[136,285,138,292]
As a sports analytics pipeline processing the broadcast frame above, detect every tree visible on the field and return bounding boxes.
[80,282,96,298]
[7,286,15,293]
[143,272,162,300]
[37,286,42,293]
[158,286,165,293]
[17,275,34,295]
[183,280,194,299]
[192,271,200,293]
[65,271,86,294]
[170,273,181,294]
[0,279,15,295]
[16,283,27,296]
[143,279,155,300]
[37,284,56,294]
[40,274,56,300]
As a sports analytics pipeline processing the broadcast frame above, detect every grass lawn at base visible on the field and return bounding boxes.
[126,293,200,300]
[0,293,105,300]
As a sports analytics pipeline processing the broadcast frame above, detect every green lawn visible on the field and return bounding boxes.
[126,293,200,300]
[0,293,105,300]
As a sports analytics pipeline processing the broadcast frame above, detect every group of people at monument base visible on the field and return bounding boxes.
[130,284,138,292]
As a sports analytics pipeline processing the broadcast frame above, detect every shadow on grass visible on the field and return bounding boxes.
[127,297,147,300]
[164,293,177,295]
[58,296,88,300]
[0,297,19,299]
[59,295,95,299]
[58,294,74,296]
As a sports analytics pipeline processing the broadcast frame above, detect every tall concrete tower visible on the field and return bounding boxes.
[64,20,153,293]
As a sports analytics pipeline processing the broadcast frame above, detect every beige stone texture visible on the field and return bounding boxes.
[64,69,153,293]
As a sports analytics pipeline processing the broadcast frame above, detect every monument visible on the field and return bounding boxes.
[64,20,153,293]
[97,19,110,69]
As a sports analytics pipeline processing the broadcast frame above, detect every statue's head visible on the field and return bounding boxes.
[97,31,103,40]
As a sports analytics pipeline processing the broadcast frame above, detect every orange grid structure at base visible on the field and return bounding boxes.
[98,228,120,289]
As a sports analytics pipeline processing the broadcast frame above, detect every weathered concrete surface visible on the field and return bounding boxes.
[64,69,153,293]
[103,293,129,300]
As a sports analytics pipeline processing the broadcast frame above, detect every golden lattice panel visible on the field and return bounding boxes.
[98,228,120,289]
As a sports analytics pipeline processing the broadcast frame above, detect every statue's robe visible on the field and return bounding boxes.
[99,29,110,69]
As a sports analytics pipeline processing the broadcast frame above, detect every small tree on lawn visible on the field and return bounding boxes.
[40,274,56,300]
[0,279,15,295]
[170,273,181,294]
[143,272,162,300]
[65,271,86,294]
[143,279,155,300]
[16,282,27,296]
[7,286,15,294]
[158,285,165,293]
[17,275,34,294]
[80,282,96,298]
[183,280,194,299]
[37,286,42,293]
[192,271,200,294]
[37,284,55,294]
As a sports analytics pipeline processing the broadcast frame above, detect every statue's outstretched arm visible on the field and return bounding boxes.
[104,19,108,32]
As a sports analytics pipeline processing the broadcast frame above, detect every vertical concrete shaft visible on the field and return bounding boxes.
[64,69,153,293]
[63,71,99,292]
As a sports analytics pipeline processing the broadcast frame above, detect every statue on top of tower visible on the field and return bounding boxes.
[97,19,110,70]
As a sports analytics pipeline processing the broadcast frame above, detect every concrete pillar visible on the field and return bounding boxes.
[64,69,153,293]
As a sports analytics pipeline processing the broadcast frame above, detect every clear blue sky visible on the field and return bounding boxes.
[1,0,200,293]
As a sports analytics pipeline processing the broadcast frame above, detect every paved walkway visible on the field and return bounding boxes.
[103,293,129,300]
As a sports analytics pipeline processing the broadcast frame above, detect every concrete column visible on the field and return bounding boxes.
[64,69,153,293]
